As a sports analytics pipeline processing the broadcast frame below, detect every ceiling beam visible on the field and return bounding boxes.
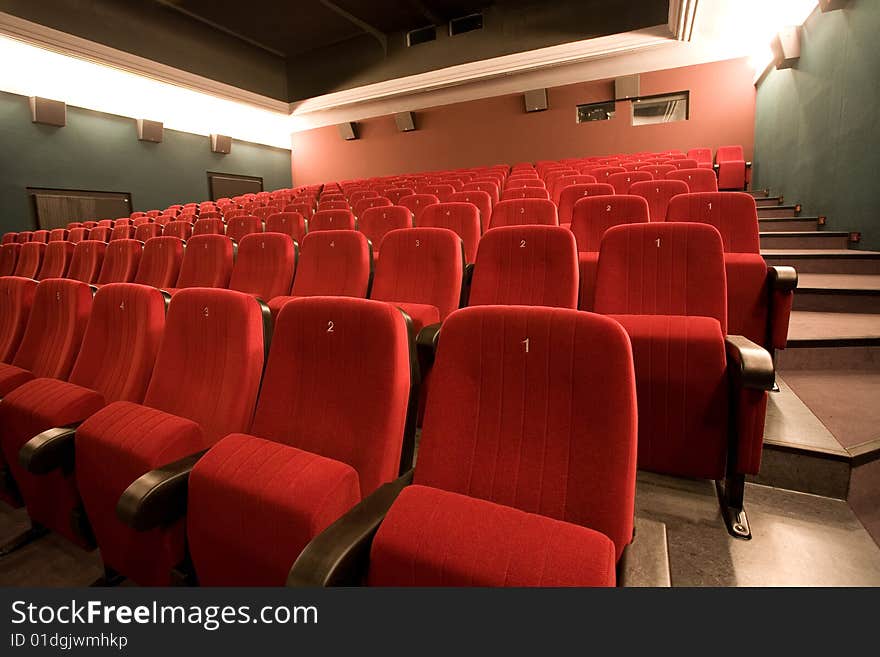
[318,0,388,54]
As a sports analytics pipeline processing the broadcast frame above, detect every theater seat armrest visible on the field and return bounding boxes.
[725,335,775,391]
[287,469,414,587]
[416,322,442,371]
[713,163,720,172]
[116,450,208,531]
[769,265,798,293]
[746,161,752,169]
[19,425,79,475]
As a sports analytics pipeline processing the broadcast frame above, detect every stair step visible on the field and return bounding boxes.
[755,196,784,207]
[759,217,822,232]
[794,274,880,313]
[758,204,801,218]
[763,249,880,274]
[786,311,880,347]
[749,189,771,198]
[760,231,851,250]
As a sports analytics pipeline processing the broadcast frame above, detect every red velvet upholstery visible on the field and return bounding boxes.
[2,232,17,245]
[16,231,33,243]
[225,216,261,243]
[67,228,88,244]
[716,145,748,190]
[76,288,266,585]
[0,276,37,363]
[418,202,482,263]
[461,182,499,205]
[353,197,392,217]
[133,236,183,289]
[586,166,626,181]
[266,212,307,243]
[31,230,50,243]
[687,147,714,169]
[501,187,550,201]
[398,306,636,582]
[187,297,412,585]
[268,230,372,316]
[173,234,233,290]
[666,192,760,253]
[667,168,719,193]
[0,284,165,540]
[36,241,74,280]
[13,242,45,278]
[399,194,439,222]
[469,226,578,309]
[629,180,689,221]
[637,164,676,179]
[163,221,193,241]
[0,243,19,276]
[557,183,615,226]
[310,209,356,232]
[192,218,225,236]
[369,485,616,587]
[671,158,700,170]
[371,228,463,331]
[317,200,350,212]
[49,229,68,242]
[607,171,653,195]
[416,184,455,201]
[489,198,558,230]
[86,227,111,242]
[110,225,136,241]
[96,239,142,285]
[385,188,414,204]
[358,205,412,260]
[569,195,649,311]
[134,223,162,242]
[67,241,106,284]
[549,174,597,203]
[229,232,296,301]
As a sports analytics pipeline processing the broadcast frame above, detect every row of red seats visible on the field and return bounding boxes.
[0,220,771,586]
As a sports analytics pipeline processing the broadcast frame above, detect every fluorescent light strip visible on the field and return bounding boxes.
[0,34,291,149]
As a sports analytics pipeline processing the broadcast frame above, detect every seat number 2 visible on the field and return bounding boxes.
[327,321,335,333]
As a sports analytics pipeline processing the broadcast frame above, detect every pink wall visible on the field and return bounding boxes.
[290,57,756,185]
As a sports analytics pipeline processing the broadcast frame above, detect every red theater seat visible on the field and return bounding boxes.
[133,237,184,289]
[311,210,356,232]
[418,203,481,264]
[501,187,550,201]
[666,168,719,193]
[66,241,106,284]
[192,218,225,237]
[556,183,617,227]
[549,175,597,203]
[688,147,714,169]
[13,242,45,279]
[265,212,307,243]
[110,225,136,242]
[163,221,193,241]
[0,277,37,363]
[289,305,638,587]
[488,198,557,230]
[86,227,111,243]
[399,194,439,222]
[358,206,412,261]
[31,230,50,244]
[48,229,68,242]
[187,297,414,585]
[96,240,142,285]
[587,166,626,182]
[353,197,392,217]
[36,241,74,280]
[268,231,372,317]
[594,222,773,536]
[371,228,464,333]
[134,223,163,242]
[0,284,166,542]
[461,181,499,205]
[75,288,268,585]
[607,171,653,195]
[469,225,578,308]
[385,188,414,205]
[448,191,492,231]
[171,234,233,292]
[67,228,88,244]
[229,233,297,301]
[716,145,750,190]
[416,184,455,201]
[0,279,93,400]
[629,180,689,221]
[570,195,650,311]
[2,233,17,245]
[666,192,795,352]
[0,243,20,277]
[226,216,263,243]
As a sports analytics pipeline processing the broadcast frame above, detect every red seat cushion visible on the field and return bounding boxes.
[76,401,209,585]
[609,314,728,479]
[0,362,34,397]
[369,485,616,587]
[0,378,104,539]
[187,433,360,586]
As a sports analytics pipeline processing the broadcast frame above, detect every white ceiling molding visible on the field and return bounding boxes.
[0,11,289,113]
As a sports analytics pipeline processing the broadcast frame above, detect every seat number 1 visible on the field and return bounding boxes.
[522,337,529,353]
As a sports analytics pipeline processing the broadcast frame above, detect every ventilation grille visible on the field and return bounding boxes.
[449,12,483,35]
[407,25,436,46]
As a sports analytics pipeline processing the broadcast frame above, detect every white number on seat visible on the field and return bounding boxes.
[330,241,335,247]
[522,338,530,353]
[655,238,661,248]
[327,321,335,333]
[416,239,421,247]
[520,239,526,248]
[606,204,612,212]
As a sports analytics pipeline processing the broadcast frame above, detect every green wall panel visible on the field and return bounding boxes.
[0,91,292,233]
[753,0,880,250]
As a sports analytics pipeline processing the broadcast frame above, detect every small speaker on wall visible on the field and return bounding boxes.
[771,26,801,69]
[394,111,416,132]
[137,119,163,143]
[614,75,640,100]
[523,89,547,113]
[29,96,66,127]
[211,134,232,154]
[337,122,358,140]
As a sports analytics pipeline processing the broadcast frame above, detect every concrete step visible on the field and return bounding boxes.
[755,196,784,207]
[760,231,851,250]
[759,217,823,232]
[763,249,880,274]
[785,311,880,348]
[749,189,771,198]
[758,204,801,218]
[794,274,880,313]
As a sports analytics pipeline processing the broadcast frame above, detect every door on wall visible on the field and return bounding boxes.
[207,172,263,200]
[28,187,133,229]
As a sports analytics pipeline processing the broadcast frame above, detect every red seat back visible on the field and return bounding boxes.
[0,277,37,362]
[489,198,557,230]
[227,216,263,243]
[310,210,356,232]
[629,180,690,221]
[665,192,759,253]
[666,169,719,193]
[418,202,481,263]
[134,236,184,288]
[570,195,650,252]
[67,241,106,283]
[358,206,411,254]
[36,240,75,279]
[96,239,142,285]
[175,234,234,289]
[229,233,297,301]
[291,231,371,298]
[13,242,45,278]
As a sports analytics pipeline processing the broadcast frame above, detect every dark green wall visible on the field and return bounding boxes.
[0,91,292,234]
[753,0,880,251]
